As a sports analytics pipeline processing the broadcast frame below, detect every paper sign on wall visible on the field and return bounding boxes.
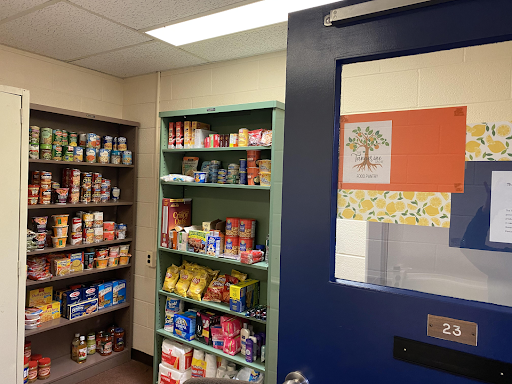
[342,120,392,184]
[489,171,512,243]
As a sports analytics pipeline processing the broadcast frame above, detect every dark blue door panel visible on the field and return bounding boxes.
[280,0,512,382]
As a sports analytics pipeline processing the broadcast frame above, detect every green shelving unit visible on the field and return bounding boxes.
[153,101,284,384]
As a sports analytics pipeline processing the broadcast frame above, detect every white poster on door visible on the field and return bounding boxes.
[489,171,512,243]
[342,120,392,184]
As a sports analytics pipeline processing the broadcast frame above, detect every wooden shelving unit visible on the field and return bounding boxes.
[154,101,284,383]
[25,104,138,384]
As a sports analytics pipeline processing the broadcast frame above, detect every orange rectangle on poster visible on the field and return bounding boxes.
[338,107,466,193]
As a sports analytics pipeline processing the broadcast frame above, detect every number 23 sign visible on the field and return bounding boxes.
[427,314,478,346]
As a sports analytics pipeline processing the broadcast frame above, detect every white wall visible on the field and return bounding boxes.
[336,42,512,288]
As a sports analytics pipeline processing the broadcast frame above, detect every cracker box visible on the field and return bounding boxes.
[81,285,98,301]
[112,280,126,305]
[97,282,113,309]
[69,252,84,273]
[168,122,176,149]
[188,230,208,254]
[66,298,98,320]
[195,310,220,345]
[229,279,259,313]
[173,311,197,341]
[175,121,184,149]
[36,301,61,322]
[27,286,53,307]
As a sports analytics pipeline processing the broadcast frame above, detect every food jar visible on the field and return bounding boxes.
[38,358,51,380]
[113,328,125,352]
[24,341,31,358]
[96,331,104,354]
[87,332,96,355]
[27,360,38,383]
[99,333,113,356]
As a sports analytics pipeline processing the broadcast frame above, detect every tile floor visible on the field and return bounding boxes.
[77,360,153,384]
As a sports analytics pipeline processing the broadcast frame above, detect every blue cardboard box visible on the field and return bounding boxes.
[173,311,196,341]
[112,280,126,305]
[81,285,98,301]
[66,298,98,320]
[96,282,113,309]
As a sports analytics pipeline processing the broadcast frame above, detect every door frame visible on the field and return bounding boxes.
[280,0,512,382]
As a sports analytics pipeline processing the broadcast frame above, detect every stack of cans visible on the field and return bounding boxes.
[29,126,40,159]
[209,160,220,183]
[239,158,247,185]
[227,163,240,184]
[217,169,227,184]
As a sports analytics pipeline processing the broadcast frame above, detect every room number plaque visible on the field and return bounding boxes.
[427,315,478,346]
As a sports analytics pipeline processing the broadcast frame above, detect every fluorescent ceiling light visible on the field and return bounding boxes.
[146,0,335,46]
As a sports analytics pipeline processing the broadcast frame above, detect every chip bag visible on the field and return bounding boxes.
[231,269,247,282]
[162,264,181,293]
[175,269,194,297]
[203,275,227,303]
[187,269,208,301]
[222,275,240,303]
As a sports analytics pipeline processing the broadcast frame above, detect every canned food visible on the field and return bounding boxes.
[81,187,91,203]
[29,145,39,159]
[71,169,80,186]
[70,232,82,245]
[226,218,240,236]
[30,171,41,185]
[86,133,96,148]
[225,236,240,255]
[239,171,247,185]
[68,132,78,146]
[239,218,256,238]
[85,148,96,163]
[71,217,82,232]
[239,237,254,252]
[111,150,121,164]
[41,128,52,145]
[229,133,238,147]
[94,227,103,243]
[73,146,83,162]
[117,137,127,151]
[84,228,94,244]
[29,126,40,145]
[111,187,120,201]
[92,173,102,185]
[102,136,113,150]
[84,252,94,269]
[212,134,220,148]
[52,129,62,145]
[52,144,62,161]
[82,172,92,187]
[122,150,132,165]
[100,192,109,202]
[113,137,118,151]
[79,133,87,147]
[68,186,80,204]
[239,159,247,172]
[61,130,68,146]
[63,146,74,161]
[98,149,110,164]
[238,128,249,147]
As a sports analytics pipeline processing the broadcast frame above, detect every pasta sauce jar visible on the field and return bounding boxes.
[113,328,125,352]
[99,333,113,356]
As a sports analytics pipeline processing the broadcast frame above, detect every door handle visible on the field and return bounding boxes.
[283,371,309,384]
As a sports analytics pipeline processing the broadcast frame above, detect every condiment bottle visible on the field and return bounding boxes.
[113,328,125,352]
[86,332,96,355]
[77,336,87,364]
[38,358,51,380]
[71,333,80,362]
[27,360,38,383]
[96,331,104,355]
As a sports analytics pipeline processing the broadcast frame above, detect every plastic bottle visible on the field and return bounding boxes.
[261,345,266,363]
[241,323,250,355]
[77,336,87,364]
[71,333,80,361]
[245,339,254,363]
[249,336,258,360]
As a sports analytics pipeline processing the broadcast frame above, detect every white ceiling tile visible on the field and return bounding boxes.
[71,41,207,78]
[0,2,151,61]
[179,22,288,62]
[0,0,50,21]
[69,0,258,30]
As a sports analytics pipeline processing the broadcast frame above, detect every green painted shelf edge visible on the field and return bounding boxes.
[156,329,266,372]
[159,247,268,270]
[158,290,266,325]
[159,101,285,118]
[160,181,270,190]
[162,146,271,153]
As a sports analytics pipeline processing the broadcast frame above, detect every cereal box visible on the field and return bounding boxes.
[173,311,197,341]
[168,122,175,149]
[175,121,184,149]
[27,286,53,307]
[229,279,259,313]
[112,280,126,305]
[169,199,192,232]
[97,282,113,309]
[36,301,61,323]
[188,230,208,254]
[206,234,223,256]
[69,252,84,273]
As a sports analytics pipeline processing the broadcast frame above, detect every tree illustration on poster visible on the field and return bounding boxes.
[346,126,390,172]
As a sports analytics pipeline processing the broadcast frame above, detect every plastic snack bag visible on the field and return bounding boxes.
[182,157,199,177]
[260,130,272,146]
[231,269,247,282]
[222,275,240,303]
[162,264,181,293]
[203,275,227,303]
[175,269,194,297]
[187,269,208,301]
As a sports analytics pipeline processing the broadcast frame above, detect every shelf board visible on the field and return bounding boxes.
[25,302,130,336]
[156,329,265,372]
[39,347,130,384]
[158,290,266,325]
[26,264,131,287]
[29,159,134,168]
[161,181,270,190]
[27,238,133,256]
[162,146,271,153]
[159,247,268,270]
[28,201,133,210]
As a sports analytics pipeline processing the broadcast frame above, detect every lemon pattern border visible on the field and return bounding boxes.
[337,190,451,227]
[466,122,512,161]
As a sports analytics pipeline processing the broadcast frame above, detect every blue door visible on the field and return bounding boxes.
[279,0,512,383]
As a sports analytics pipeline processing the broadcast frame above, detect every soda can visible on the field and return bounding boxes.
[68,132,78,146]
[118,137,127,151]
[239,171,247,185]
[79,133,87,147]
[122,150,132,165]
[73,146,83,162]
[86,133,96,148]
[63,145,74,161]
[52,129,63,145]
[52,144,63,161]
[62,130,68,146]
[239,159,247,172]
[41,128,52,145]
[102,136,113,150]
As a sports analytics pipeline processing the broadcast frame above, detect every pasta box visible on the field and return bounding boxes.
[61,288,82,314]
[112,280,126,305]
[173,311,197,341]
[229,279,259,313]
[81,285,98,301]
[96,282,113,309]
[66,298,98,320]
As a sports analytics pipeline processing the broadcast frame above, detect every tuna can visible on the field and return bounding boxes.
[85,148,96,163]
[217,169,227,184]
[61,130,68,146]
[86,133,96,148]
[239,237,254,252]
[73,146,83,162]
[225,236,240,255]
[239,159,247,172]
[29,145,40,159]
[117,137,127,151]
[41,128,52,145]
[111,150,121,164]
[238,128,249,147]
[79,133,87,147]
[63,146,74,162]
[102,136,113,150]
[228,163,240,170]
[226,218,240,236]
[52,144,62,161]
[29,126,40,145]
[122,150,132,165]
[239,171,247,185]
[239,218,256,238]
[52,129,62,145]
[98,149,110,164]
[68,132,78,146]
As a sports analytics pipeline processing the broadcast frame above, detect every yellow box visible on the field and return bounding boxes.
[229,279,259,312]
[27,286,53,307]
[36,301,60,323]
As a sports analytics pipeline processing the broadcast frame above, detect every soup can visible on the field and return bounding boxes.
[238,128,249,147]
[70,232,82,245]
[29,145,40,160]
[41,128,52,145]
[86,133,96,148]
[239,218,256,238]
[92,172,102,185]
[68,132,78,146]
[71,169,81,186]
[82,172,92,187]
[52,144,62,161]
[61,130,68,146]
[100,192,109,202]
[86,148,96,163]
[98,149,110,164]
[40,147,52,160]
[239,171,247,185]
[84,228,94,244]
[69,186,80,204]
[63,146,74,162]
[73,146,83,162]
[111,150,121,164]
[122,150,132,165]
[81,187,92,203]
[79,133,87,147]
[29,126,40,145]
[117,137,127,151]
[52,129,62,145]
[239,159,247,172]
[102,136,113,150]
[226,218,240,236]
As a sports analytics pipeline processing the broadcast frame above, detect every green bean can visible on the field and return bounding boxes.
[69,132,78,146]
[63,146,74,162]
[41,128,52,145]
[52,129,62,145]
[52,144,62,161]
[62,130,68,146]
